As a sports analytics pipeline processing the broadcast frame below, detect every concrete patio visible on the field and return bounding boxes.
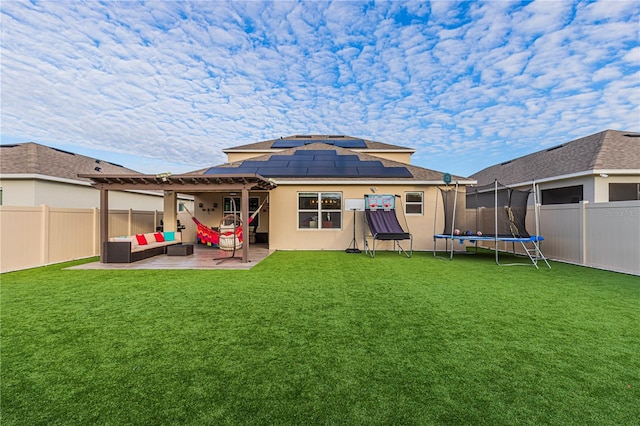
[68,244,274,270]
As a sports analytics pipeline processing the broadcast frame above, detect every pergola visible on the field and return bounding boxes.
[79,173,278,263]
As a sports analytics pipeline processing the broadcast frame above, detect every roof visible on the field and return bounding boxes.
[200,143,470,183]
[223,134,416,153]
[0,142,140,182]
[470,130,640,186]
[78,173,278,192]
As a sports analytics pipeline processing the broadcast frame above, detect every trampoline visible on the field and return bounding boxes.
[433,180,550,269]
[363,194,412,258]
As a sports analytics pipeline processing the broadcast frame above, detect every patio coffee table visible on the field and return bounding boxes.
[167,244,194,256]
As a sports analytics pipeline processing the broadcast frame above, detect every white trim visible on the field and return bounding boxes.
[404,191,424,215]
[503,169,640,188]
[275,179,477,185]
[0,173,94,186]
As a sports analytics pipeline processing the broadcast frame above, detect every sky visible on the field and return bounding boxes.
[1,0,639,177]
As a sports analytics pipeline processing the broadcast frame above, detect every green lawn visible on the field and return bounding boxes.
[2,251,638,425]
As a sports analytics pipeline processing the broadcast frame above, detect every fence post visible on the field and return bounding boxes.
[41,204,50,265]
[93,207,99,256]
[580,201,588,265]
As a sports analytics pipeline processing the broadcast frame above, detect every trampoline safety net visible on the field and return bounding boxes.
[439,181,531,238]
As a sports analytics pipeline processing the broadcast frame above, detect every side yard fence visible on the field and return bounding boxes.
[2,202,638,275]
[0,206,194,273]
[537,201,639,276]
[464,200,639,276]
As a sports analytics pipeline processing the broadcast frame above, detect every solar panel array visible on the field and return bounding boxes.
[205,150,413,178]
[271,139,367,148]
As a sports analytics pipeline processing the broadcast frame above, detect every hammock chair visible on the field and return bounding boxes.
[181,198,267,251]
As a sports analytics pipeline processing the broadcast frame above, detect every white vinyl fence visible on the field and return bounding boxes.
[0,206,194,273]
[2,202,638,275]
[538,201,640,276]
[464,200,639,276]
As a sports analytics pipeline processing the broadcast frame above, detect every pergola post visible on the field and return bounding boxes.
[163,190,178,232]
[241,187,249,263]
[100,188,109,263]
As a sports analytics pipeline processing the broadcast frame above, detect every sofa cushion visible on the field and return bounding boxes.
[135,234,148,245]
[154,232,165,242]
[110,236,135,244]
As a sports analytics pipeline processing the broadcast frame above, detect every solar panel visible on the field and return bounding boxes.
[335,155,359,161]
[273,139,366,149]
[288,160,335,168]
[340,160,382,168]
[204,149,413,179]
[333,139,367,148]
[271,140,305,148]
[204,167,259,175]
[313,155,340,162]
[295,150,336,156]
[269,155,297,161]
[256,167,308,177]
[333,166,360,176]
[243,160,289,168]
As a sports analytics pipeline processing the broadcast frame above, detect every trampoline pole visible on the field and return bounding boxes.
[433,185,440,257]
[450,181,458,261]
[495,179,499,265]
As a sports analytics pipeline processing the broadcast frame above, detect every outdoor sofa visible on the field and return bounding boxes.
[104,231,182,263]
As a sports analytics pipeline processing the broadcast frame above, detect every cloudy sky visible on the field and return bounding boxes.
[2,0,638,176]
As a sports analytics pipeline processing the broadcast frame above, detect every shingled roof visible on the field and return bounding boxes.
[0,142,141,182]
[223,134,416,153]
[198,142,470,183]
[470,130,640,186]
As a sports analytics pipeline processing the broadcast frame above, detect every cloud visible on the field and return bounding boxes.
[1,0,638,177]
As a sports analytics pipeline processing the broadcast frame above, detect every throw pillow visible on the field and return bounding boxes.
[163,231,175,242]
[135,234,148,245]
[154,232,165,242]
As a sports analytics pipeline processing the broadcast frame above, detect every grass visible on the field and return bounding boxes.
[1,251,639,425]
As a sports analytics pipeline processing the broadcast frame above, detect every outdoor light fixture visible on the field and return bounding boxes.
[156,172,172,182]
[599,173,609,178]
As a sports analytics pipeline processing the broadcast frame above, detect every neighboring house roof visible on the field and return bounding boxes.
[0,142,140,183]
[200,142,471,184]
[470,130,640,186]
[223,134,416,154]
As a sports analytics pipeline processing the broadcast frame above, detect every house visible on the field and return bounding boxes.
[82,135,475,261]
[470,130,640,205]
[195,135,478,252]
[0,142,187,210]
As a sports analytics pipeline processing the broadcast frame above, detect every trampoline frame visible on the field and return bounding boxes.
[433,180,550,269]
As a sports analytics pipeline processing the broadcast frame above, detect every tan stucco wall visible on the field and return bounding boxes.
[268,184,443,252]
[357,151,413,164]
[193,192,270,233]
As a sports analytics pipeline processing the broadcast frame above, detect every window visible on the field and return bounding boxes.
[609,183,640,201]
[223,196,261,226]
[405,192,423,215]
[541,185,583,205]
[298,192,342,229]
